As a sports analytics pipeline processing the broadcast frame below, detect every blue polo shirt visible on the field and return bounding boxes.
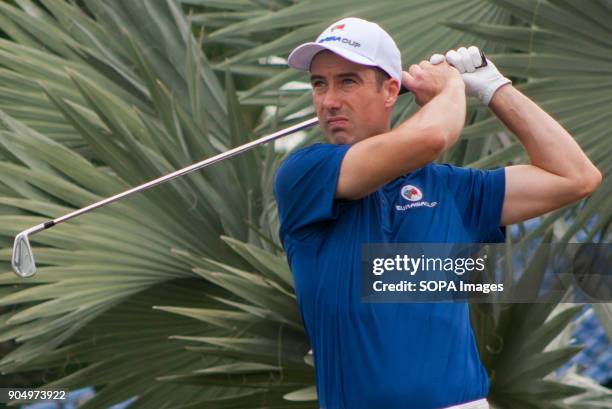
[274,143,505,409]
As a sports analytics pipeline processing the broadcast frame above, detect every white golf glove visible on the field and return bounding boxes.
[429,46,511,105]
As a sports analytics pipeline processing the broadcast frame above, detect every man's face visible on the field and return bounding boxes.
[309,50,398,145]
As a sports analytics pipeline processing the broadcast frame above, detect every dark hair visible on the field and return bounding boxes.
[373,67,391,91]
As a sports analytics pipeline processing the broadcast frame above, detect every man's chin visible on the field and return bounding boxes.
[328,129,355,145]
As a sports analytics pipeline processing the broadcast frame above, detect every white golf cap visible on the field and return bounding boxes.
[288,17,402,85]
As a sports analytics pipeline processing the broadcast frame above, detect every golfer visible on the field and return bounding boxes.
[274,17,601,409]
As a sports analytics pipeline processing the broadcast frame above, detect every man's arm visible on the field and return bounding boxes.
[489,85,602,226]
[336,61,465,200]
[443,46,602,226]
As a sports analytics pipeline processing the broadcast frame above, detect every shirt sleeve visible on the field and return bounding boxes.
[441,165,506,242]
[274,143,351,244]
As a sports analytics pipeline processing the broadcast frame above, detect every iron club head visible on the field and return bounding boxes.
[12,231,36,278]
[11,223,46,278]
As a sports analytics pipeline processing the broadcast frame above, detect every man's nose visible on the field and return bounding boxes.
[321,86,342,111]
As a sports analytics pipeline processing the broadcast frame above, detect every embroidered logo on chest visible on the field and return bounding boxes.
[400,185,423,201]
[396,184,438,211]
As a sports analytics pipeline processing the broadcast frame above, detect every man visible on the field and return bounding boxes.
[273,17,601,409]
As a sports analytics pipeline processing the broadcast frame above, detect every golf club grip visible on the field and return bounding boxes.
[399,50,488,95]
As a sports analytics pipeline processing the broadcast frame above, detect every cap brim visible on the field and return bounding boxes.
[288,42,376,71]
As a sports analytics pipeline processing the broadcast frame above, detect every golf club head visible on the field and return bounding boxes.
[12,231,37,278]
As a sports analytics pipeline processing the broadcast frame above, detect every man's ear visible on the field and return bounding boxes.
[384,78,399,108]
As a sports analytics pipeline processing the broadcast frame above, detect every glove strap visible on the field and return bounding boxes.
[481,77,511,105]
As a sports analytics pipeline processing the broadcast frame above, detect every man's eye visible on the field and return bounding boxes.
[342,78,356,85]
[311,81,325,88]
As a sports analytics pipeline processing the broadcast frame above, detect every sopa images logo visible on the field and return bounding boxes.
[401,185,423,202]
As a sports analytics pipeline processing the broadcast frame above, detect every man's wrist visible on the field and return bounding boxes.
[488,82,514,109]
[483,79,512,106]
[440,79,466,100]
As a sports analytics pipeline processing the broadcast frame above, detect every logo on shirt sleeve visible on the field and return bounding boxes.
[397,184,437,211]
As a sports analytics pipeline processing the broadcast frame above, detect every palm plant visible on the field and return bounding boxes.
[0,0,610,408]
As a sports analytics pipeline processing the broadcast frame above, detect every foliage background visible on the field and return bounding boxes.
[0,0,610,408]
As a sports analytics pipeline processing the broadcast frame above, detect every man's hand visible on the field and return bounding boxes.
[402,60,464,106]
[434,46,511,105]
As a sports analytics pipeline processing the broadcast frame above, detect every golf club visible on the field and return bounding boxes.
[11,52,488,278]
[11,117,318,278]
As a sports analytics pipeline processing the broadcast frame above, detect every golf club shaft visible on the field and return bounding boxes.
[40,117,319,232]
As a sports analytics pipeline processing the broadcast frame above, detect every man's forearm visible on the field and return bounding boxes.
[395,82,466,151]
[489,85,601,189]
[334,79,465,201]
